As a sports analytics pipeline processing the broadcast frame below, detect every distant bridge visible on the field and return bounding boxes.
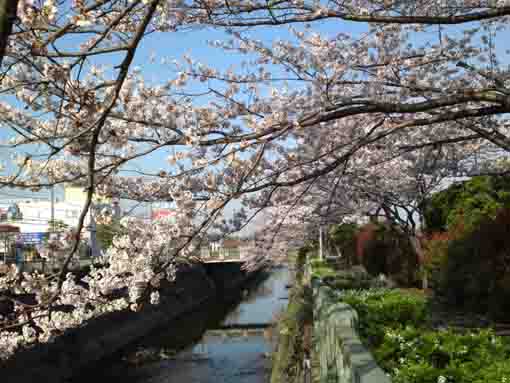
[203,258,245,264]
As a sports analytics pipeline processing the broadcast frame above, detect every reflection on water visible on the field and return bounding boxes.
[136,334,271,383]
[69,267,290,383]
[221,267,289,327]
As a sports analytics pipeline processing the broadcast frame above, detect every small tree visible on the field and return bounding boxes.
[329,223,358,266]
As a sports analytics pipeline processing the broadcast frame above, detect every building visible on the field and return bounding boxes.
[2,184,121,234]
[0,184,122,260]
[64,185,113,206]
[13,200,86,233]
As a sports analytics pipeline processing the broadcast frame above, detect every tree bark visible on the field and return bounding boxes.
[0,0,18,68]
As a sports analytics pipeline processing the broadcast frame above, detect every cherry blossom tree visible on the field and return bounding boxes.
[176,0,510,239]
[1,0,510,360]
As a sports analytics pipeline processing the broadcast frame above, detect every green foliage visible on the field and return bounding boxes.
[473,361,510,383]
[341,289,427,347]
[329,223,358,244]
[377,327,510,383]
[360,223,419,287]
[448,176,510,231]
[436,208,510,319]
[422,182,464,232]
[271,259,312,383]
[310,259,337,280]
[318,266,375,290]
[329,223,358,264]
[423,175,510,233]
[339,289,510,383]
[422,233,451,292]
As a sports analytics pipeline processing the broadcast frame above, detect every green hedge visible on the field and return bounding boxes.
[310,259,337,280]
[338,289,510,383]
[341,289,427,348]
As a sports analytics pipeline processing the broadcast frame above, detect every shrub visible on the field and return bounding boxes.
[423,175,510,234]
[357,223,420,287]
[438,208,510,319]
[340,289,427,347]
[329,223,359,266]
[447,176,510,232]
[422,181,464,233]
[310,259,337,280]
[321,266,373,290]
[473,360,510,383]
[339,289,510,383]
[421,231,455,293]
[96,219,126,251]
[377,327,510,383]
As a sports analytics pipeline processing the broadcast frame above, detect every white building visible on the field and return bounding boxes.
[14,200,89,234]
[0,185,124,264]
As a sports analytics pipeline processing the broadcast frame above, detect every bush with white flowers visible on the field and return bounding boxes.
[339,289,510,383]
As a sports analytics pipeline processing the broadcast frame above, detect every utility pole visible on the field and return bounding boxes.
[46,184,55,273]
[50,185,55,230]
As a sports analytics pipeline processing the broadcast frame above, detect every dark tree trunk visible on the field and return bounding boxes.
[0,0,18,68]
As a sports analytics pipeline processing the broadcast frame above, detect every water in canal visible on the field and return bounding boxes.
[70,266,290,383]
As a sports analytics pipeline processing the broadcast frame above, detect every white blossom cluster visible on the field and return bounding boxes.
[0,214,192,359]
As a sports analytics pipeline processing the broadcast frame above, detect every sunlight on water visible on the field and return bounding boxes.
[69,267,290,383]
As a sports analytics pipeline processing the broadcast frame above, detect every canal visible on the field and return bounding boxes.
[69,266,291,383]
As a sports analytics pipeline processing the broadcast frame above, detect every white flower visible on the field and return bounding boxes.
[130,303,139,312]
[76,18,92,27]
[150,291,160,305]
[437,376,447,383]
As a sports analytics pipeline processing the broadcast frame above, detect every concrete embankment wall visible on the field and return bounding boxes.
[1,262,252,383]
[203,261,252,291]
[313,281,391,383]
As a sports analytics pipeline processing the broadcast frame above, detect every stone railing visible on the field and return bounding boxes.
[313,281,391,383]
